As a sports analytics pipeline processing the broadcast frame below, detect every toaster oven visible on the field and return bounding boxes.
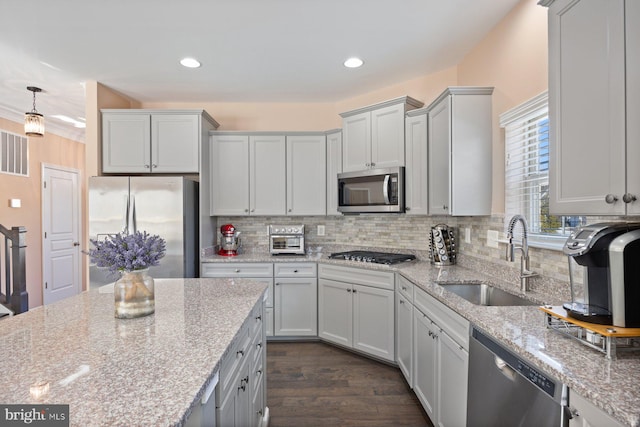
[269,225,305,255]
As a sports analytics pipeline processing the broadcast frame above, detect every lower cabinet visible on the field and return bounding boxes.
[318,264,395,362]
[413,286,469,427]
[568,390,625,427]
[273,263,318,336]
[216,300,266,427]
[396,275,414,388]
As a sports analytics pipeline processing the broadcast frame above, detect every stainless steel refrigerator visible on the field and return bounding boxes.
[89,176,198,288]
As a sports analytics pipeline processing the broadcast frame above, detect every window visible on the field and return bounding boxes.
[1,129,29,177]
[500,92,584,249]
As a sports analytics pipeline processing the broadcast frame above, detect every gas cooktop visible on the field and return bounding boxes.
[328,250,416,265]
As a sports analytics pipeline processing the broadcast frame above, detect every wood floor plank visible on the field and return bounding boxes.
[267,341,434,427]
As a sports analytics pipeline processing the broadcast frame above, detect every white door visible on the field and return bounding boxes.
[274,277,317,336]
[250,135,286,215]
[318,278,352,347]
[210,135,250,216]
[352,284,395,362]
[152,114,200,173]
[428,96,451,215]
[413,307,438,421]
[42,165,81,305]
[396,293,413,387]
[286,135,326,215]
[437,331,468,427]
[342,111,371,172]
[371,103,405,169]
[405,113,429,215]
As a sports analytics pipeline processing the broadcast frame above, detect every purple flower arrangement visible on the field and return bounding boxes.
[89,231,166,275]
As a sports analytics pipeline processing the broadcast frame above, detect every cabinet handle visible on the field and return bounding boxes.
[401,286,407,291]
[238,384,246,392]
[623,193,637,203]
[257,410,263,416]
[152,164,157,169]
[276,283,280,286]
[352,289,357,293]
[405,206,411,211]
[365,163,370,167]
[371,162,376,167]
[442,205,448,210]
[428,331,432,337]
[144,165,150,169]
[400,300,404,304]
[237,350,244,357]
[293,269,298,273]
[245,209,249,213]
[257,342,262,349]
[347,288,352,293]
[251,209,255,212]
[605,194,619,204]
[235,269,240,273]
[288,208,292,212]
[255,315,262,321]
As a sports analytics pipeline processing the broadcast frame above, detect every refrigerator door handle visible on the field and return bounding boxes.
[123,195,130,234]
[130,195,137,234]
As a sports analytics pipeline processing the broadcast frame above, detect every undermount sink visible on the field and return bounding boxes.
[438,282,537,307]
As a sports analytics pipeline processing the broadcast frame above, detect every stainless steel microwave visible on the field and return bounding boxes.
[337,166,404,213]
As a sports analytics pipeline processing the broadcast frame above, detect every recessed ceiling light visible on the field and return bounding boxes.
[180,58,201,68]
[344,57,364,68]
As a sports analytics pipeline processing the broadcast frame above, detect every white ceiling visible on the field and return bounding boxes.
[0,0,521,140]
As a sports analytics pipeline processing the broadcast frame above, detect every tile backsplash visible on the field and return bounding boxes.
[215,213,639,302]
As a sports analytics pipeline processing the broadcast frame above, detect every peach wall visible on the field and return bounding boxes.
[457,0,548,213]
[0,117,86,308]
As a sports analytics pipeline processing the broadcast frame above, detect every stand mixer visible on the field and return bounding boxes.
[217,224,241,256]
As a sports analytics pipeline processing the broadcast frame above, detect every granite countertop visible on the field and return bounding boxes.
[203,250,640,427]
[0,278,267,427]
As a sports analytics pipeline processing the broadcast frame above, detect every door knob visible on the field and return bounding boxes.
[623,193,637,203]
[605,194,619,204]
[73,242,80,246]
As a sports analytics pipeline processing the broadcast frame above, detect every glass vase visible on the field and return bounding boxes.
[114,269,155,319]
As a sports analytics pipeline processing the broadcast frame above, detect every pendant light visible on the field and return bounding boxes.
[25,86,45,137]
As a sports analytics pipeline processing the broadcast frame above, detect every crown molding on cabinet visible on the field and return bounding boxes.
[339,95,424,118]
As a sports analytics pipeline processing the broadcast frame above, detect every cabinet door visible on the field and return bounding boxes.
[405,113,429,215]
[265,307,274,337]
[151,114,200,173]
[274,278,317,336]
[326,130,343,215]
[250,135,286,215]
[568,391,625,427]
[286,135,326,215]
[102,113,151,173]
[352,284,395,362]
[318,278,352,347]
[396,292,413,387]
[427,97,451,215]
[371,103,405,169]
[413,308,437,421]
[626,0,640,215]
[342,111,371,172]
[548,0,626,215]
[437,331,468,427]
[210,135,250,215]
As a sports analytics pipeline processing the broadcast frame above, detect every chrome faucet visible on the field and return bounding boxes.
[506,214,538,293]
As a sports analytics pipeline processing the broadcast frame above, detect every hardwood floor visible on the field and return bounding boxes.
[267,341,434,427]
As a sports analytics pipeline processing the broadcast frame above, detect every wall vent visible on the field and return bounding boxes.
[0,130,29,177]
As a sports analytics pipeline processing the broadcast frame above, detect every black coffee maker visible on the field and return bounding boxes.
[563,222,640,327]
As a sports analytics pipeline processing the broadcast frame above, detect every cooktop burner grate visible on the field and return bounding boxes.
[328,250,416,265]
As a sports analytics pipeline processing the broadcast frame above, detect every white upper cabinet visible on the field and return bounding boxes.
[544,0,639,215]
[286,135,327,215]
[251,135,287,215]
[209,132,326,216]
[426,87,493,216]
[326,130,343,216]
[404,111,429,215]
[210,134,251,216]
[340,96,423,173]
[101,110,218,174]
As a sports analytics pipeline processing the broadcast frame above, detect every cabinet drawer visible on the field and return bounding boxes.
[201,262,273,278]
[274,262,317,278]
[319,264,394,291]
[219,324,251,397]
[249,301,263,339]
[396,274,414,302]
[414,287,469,350]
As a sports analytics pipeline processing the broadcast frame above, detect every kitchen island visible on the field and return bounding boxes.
[0,278,267,426]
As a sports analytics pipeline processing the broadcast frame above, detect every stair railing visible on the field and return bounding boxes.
[0,224,28,315]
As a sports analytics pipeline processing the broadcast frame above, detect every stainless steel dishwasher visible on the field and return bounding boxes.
[467,327,569,427]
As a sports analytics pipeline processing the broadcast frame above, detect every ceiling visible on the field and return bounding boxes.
[0,0,521,140]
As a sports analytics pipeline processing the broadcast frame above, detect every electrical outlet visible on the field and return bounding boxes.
[464,227,471,243]
[317,225,325,236]
[487,230,499,248]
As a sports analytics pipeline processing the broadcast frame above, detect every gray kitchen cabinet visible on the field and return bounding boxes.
[273,263,317,336]
[101,109,217,174]
[325,129,342,215]
[209,133,286,216]
[286,135,326,215]
[543,0,640,215]
[396,274,414,387]
[318,264,395,362]
[209,132,327,216]
[404,111,429,215]
[568,390,624,427]
[340,96,423,173]
[426,87,493,216]
[216,301,266,427]
[413,285,469,427]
